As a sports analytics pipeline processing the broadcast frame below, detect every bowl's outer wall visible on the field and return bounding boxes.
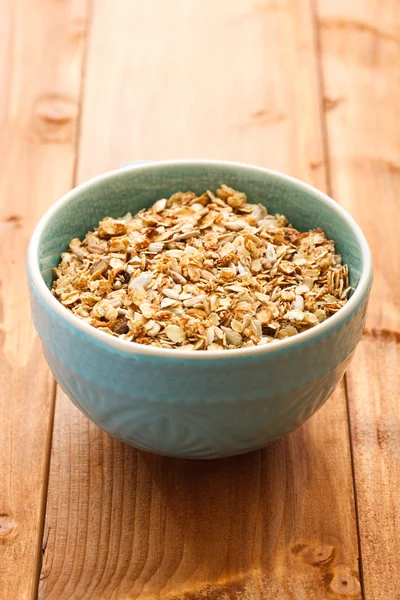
[28,163,371,458]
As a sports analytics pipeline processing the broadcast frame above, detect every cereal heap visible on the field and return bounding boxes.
[52,185,350,350]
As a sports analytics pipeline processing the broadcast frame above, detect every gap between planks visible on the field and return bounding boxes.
[32,1,93,598]
[310,0,366,597]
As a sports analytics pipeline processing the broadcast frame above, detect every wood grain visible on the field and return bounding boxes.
[0,0,88,598]
[317,0,400,597]
[76,0,326,190]
[40,0,362,598]
[42,387,359,600]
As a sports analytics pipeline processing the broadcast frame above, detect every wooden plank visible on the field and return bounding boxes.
[317,0,400,597]
[76,0,326,190]
[40,0,362,598]
[0,0,88,598]
[346,334,400,599]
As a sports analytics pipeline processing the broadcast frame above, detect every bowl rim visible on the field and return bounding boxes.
[27,159,373,360]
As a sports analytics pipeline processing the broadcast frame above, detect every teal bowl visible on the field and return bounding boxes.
[27,160,372,458]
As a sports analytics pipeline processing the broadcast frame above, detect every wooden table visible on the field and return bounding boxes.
[1,1,399,598]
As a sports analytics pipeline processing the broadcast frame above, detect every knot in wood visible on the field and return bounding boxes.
[0,513,17,539]
[35,94,77,125]
[330,573,361,596]
[68,18,87,39]
[303,543,334,565]
[31,94,78,143]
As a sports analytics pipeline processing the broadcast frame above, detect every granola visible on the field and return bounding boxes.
[52,185,351,350]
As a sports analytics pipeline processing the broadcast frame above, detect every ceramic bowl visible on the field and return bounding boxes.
[27,160,373,458]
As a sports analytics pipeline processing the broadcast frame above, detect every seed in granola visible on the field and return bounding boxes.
[221,326,242,346]
[115,321,130,335]
[225,220,248,231]
[231,319,243,333]
[206,326,215,345]
[87,243,107,254]
[256,309,272,325]
[52,185,350,350]
[170,271,187,285]
[129,272,153,290]
[90,259,108,277]
[148,242,164,253]
[265,243,277,264]
[183,295,207,308]
[292,295,304,311]
[276,325,298,339]
[165,324,186,343]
